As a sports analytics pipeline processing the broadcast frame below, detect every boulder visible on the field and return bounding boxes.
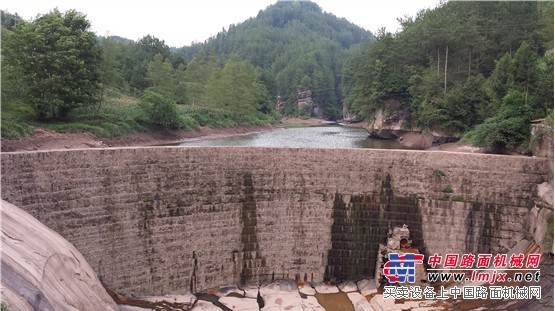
[299,283,316,296]
[0,200,118,311]
[314,282,340,294]
[357,279,378,296]
[535,208,554,252]
[347,292,373,310]
[218,296,259,311]
[338,281,358,293]
[191,300,223,311]
[259,280,303,311]
[214,285,244,298]
[240,285,259,299]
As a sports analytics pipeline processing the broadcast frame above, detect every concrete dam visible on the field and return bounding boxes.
[0,147,549,296]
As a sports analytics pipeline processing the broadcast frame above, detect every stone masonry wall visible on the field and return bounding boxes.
[1,147,548,295]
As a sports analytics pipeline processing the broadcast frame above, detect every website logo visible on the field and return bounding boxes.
[383,253,424,283]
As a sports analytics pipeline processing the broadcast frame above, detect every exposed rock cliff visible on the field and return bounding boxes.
[0,200,117,311]
[366,99,459,148]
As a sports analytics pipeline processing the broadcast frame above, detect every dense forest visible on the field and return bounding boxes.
[180,0,372,119]
[1,1,370,140]
[343,1,553,153]
[1,1,553,154]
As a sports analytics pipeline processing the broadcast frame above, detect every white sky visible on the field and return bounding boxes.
[4,0,440,47]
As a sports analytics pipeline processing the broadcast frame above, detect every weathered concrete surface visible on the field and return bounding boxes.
[0,200,117,311]
[0,147,549,295]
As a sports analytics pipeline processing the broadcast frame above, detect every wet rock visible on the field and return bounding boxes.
[260,280,298,293]
[299,283,316,296]
[260,280,303,311]
[347,292,373,310]
[191,300,223,311]
[305,296,327,310]
[315,282,340,294]
[140,294,196,304]
[118,306,152,311]
[218,296,259,311]
[357,279,378,296]
[214,285,244,298]
[338,281,358,293]
[240,285,259,299]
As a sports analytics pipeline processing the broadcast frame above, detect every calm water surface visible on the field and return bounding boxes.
[177,125,407,149]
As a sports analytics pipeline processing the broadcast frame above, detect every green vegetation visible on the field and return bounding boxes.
[342,1,553,153]
[442,186,454,193]
[4,2,366,138]
[139,91,182,129]
[3,10,101,121]
[452,196,465,202]
[432,169,445,178]
[0,301,12,311]
[179,1,372,120]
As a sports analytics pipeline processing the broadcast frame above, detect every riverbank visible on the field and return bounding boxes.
[341,121,484,153]
[1,119,483,153]
[280,117,336,127]
[0,124,281,152]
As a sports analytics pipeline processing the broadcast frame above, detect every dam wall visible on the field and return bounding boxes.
[1,147,548,295]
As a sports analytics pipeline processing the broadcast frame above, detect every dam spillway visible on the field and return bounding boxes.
[0,147,548,295]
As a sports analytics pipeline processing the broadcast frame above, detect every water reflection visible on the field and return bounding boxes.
[177,125,408,149]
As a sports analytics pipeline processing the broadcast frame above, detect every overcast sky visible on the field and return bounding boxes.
[4,0,440,47]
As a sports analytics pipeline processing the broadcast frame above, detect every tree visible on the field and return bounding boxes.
[139,91,181,128]
[3,9,101,120]
[99,36,124,89]
[204,55,272,124]
[121,35,170,92]
[471,89,532,153]
[146,54,175,98]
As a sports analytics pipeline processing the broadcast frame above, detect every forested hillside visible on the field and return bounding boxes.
[1,1,371,140]
[179,0,373,119]
[343,1,553,153]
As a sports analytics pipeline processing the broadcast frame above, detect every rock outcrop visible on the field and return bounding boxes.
[366,98,459,145]
[0,200,117,311]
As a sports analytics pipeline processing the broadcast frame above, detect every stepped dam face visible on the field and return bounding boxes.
[1,147,549,295]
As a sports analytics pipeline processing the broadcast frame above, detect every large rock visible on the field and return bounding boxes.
[398,132,433,150]
[357,279,378,296]
[214,285,244,298]
[314,282,340,294]
[0,200,118,311]
[299,283,316,296]
[535,208,554,252]
[218,296,259,311]
[367,101,411,140]
[338,281,358,293]
[347,292,373,310]
[191,300,223,311]
[259,280,303,311]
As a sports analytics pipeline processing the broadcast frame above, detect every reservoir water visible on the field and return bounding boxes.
[177,125,407,149]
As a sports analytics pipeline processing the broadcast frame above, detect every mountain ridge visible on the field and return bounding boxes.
[178,1,374,119]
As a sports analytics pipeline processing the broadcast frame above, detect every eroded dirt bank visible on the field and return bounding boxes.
[1,124,281,152]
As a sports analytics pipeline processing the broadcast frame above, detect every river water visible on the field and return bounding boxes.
[177,125,407,149]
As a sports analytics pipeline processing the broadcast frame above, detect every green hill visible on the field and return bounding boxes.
[179,1,373,120]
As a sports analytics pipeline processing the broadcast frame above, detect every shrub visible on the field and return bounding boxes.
[139,91,182,129]
[1,117,33,139]
[432,169,445,177]
[442,186,454,193]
